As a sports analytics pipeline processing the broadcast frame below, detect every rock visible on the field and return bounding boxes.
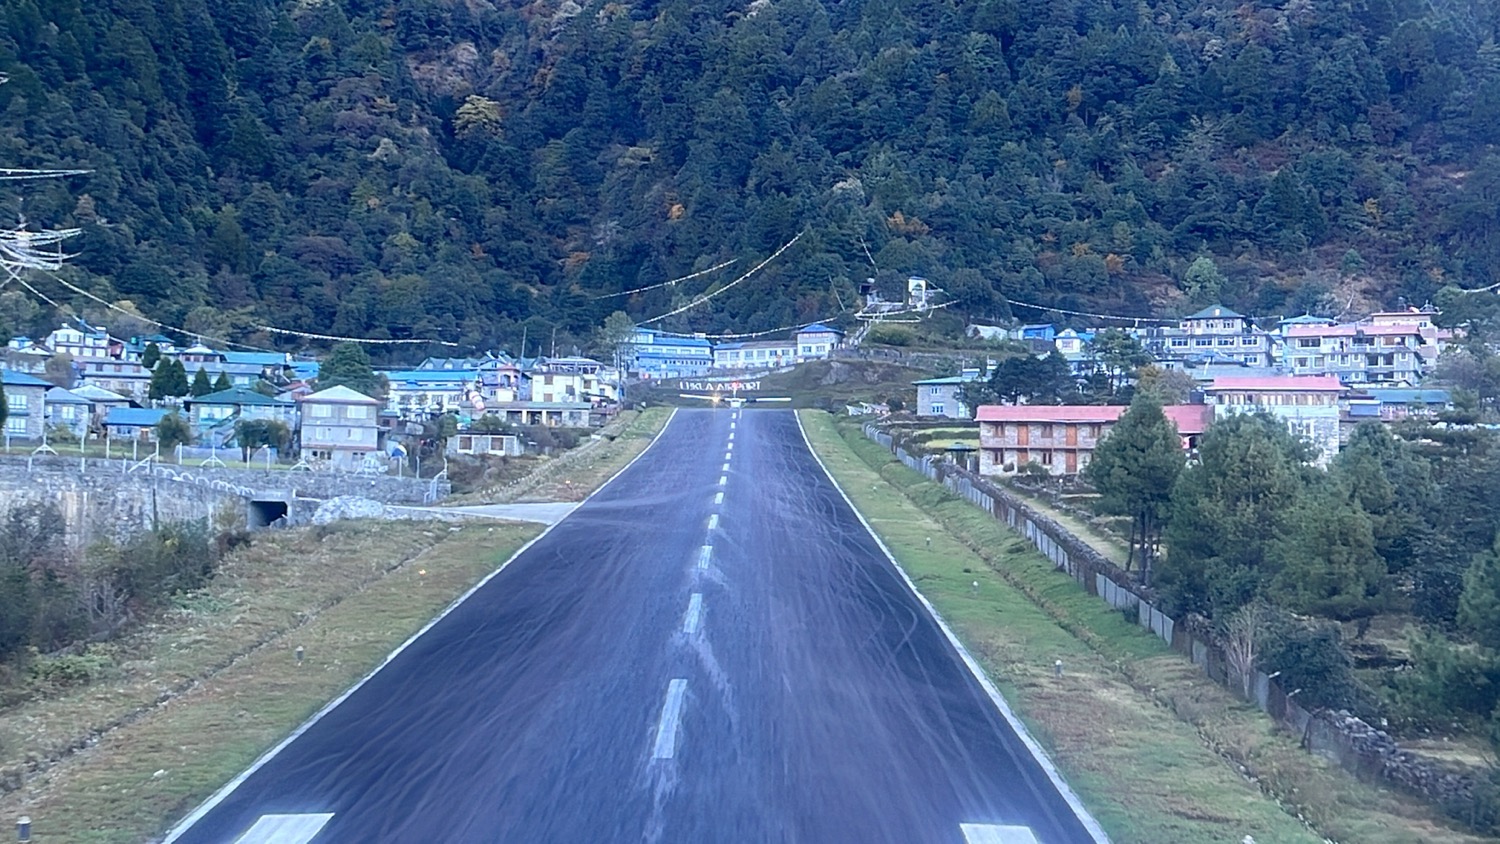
[311,496,386,524]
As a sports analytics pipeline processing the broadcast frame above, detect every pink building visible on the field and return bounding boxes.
[976,404,1212,476]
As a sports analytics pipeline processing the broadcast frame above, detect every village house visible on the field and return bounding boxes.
[1,368,51,439]
[185,388,297,446]
[1139,305,1275,369]
[712,339,797,371]
[913,369,984,419]
[45,323,114,360]
[43,387,92,439]
[382,368,479,419]
[1281,323,1429,384]
[75,357,150,399]
[975,404,1212,477]
[1203,374,1345,465]
[627,328,713,379]
[528,357,613,404]
[102,407,170,442]
[297,386,383,470]
[446,431,523,457]
[795,323,844,361]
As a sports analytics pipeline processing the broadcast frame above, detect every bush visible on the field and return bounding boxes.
[28,645,115,689]
[1258,609,1363,711]
[866,324,915,346]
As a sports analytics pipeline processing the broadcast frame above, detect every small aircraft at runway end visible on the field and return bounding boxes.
[679,381,791,408]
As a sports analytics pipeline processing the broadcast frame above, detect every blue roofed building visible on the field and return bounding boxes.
[627,329,713,379]
[185,388,298,446]
[381,368,480,419]
[103,407,171,441]
[794,323,844,360]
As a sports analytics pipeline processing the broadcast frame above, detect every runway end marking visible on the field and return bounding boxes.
[684,593,703,634]
[959,824,1041,844]
[718,475,727,486]
[714,491,724,505]
[707,514,719,530]
[698,545,712,569]
[652,679,689,759]
[233,814,335,844]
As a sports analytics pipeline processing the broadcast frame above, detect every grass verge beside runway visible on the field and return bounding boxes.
[801,411,1483,844]
[0,522,542,843]
[0,413,674,843]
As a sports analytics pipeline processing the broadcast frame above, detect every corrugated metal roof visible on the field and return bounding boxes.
[104,408,170,427]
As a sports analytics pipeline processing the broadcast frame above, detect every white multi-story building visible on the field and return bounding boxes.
[1203,375,1345,465]
[1281,323,1428,385]
[1138,305,1274,369]
[712,339,797,371]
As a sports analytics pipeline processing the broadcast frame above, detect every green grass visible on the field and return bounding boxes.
[802,410,1486,844]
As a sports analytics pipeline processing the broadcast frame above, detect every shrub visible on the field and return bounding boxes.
[867,324,915,346]
[1258,609,1363,711]
[28,645,115,689]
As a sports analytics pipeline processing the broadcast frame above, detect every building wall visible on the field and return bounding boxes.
[3,385,46,439]
[978,420,1111,476]
[300,401,380,468]
[915,384,969,419]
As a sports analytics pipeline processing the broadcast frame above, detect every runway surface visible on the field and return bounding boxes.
[166,409,1100,844]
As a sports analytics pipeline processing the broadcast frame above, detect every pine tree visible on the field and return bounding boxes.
[190,367,213,397]
[1460,538,1500,651]
[317,342,384,398]
[142,342,161,370]
[0,380,7,432]
[213,371,232,392]
[1085,393,1183,582]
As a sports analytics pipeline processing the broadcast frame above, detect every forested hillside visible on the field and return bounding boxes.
[1,0,1498,354]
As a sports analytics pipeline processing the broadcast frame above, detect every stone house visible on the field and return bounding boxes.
[1203,375,1345,465]
[1,368,51,439]
[44,387,92,439]
[297,385,383,470]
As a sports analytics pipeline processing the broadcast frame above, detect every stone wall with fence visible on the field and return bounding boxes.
[861,423,1482,823]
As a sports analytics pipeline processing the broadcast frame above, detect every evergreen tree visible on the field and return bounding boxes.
[141,342,161,370]
[149,360,191,402]
[1084,393,1183,582]
[0,380,6,433]
[1460,538,1500,651]
[213,371,233,393]
[317,343,384,398]
[1160,413,1314,617]
[155,412,193,451]
[190,367,213,397]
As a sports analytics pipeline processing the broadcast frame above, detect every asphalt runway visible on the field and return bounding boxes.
[165,409,1101,844]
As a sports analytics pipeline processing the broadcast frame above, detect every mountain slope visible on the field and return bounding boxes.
[1,0,1497,355]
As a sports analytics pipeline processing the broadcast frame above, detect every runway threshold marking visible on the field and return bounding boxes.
[683,593,703,634]
[707,514,719,530]
[959,824,1041,844]
[652,679,689,759]
[714,491,724,505]
[698,545,712,569]
[232,814,335,844]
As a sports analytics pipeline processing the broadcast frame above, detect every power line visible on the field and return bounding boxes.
[252,324,460,347]
[1004,297,1178,325]
[591,259,738,300]
[639,231,805,326]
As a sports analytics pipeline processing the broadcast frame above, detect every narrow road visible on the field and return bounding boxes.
[166,409,1101,844]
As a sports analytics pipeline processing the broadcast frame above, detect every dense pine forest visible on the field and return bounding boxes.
[1,0,1498,353]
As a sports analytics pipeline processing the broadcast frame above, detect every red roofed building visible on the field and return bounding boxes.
[976,403,1211,477]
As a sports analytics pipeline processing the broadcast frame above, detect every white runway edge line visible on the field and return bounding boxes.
[698,545,713,570]
[794,412,1111,844]
[683,593,704,634]
[162,410,682,843]
[652,679,689,759]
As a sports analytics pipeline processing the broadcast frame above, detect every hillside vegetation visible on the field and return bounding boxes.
[2,0,1499,353]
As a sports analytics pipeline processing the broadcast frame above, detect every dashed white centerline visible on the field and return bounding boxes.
[707,514,719,530]
[718,475,727,486]
[714,491,724,505]
[727,442,734,451]
[729,431,735,441]
[721,462,730,472]
[652,679,688,759]
[730,421,736,430]
[698,544,712,569]
[683,593,703,634]
[724,452,732,461]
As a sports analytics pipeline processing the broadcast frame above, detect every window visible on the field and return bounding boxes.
[1217,338,1236,346]
[310,404,332,418]
[7,393,26,411]
[346,405,371,419]
[1193,339,1212,347]
[1297,338,1320,348]
[928,386,941,396]
[1170,338,1188,347]
[931,403,945,415]
[4,417,24,434]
